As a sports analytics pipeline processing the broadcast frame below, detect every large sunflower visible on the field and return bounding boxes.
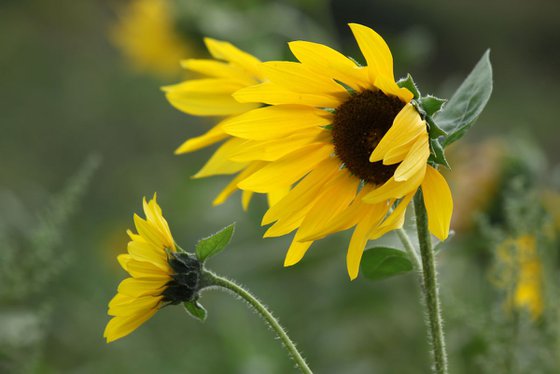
[218,23,453,279]
[163,39,289,209]
[104,196,201,342]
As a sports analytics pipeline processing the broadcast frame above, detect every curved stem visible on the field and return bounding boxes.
[202,271,313,374]
[414,191,448,374]
[396,227,422,271]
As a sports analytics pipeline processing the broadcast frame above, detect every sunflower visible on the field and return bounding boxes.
[104,195,201,342]
[111,0,190,78]
[217,23,453,279]
[163,39,288,209]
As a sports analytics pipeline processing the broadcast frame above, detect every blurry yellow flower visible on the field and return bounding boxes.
[169,24,453,279]
[495,235,543,320]
[105,195,201,342]
[111,0,190,78]
[164,38,276,209]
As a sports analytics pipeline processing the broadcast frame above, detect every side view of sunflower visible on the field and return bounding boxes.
[104,195,201,342]
[164,38,290,209]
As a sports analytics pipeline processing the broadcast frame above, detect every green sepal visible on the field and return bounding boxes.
[436,50,493,147]
[397,74,420,99]
[419,95,447,117]
[428,138,450,169]
[195,223,235,262]
[426,116,448,139]
[183,300,207,321]
[360,247,413,280]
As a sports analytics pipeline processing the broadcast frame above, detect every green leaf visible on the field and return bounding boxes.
[426,116,447,139]
[195,223,235,261]
[428,138,450,169]
[183,300,207,321]
[360,247,413,280]
[436,50,493,147]
[397,74,420,99]
[419,95,447,117]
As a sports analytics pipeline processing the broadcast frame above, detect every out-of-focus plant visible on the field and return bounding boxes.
[0,156,100,373]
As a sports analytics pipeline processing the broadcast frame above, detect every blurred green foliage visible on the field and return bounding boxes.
[1,0,559,373]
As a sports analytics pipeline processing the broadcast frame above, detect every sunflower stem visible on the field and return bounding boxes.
[202,271,313,374]
[414,191,449,374]
[396,227,422,271]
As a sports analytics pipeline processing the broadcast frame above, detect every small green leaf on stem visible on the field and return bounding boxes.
[429,138,451,169]
[436,50,493,147]
[361,247,413,280]
[419,95,447,117]
[183,300,207,321]
[195,223,235,261]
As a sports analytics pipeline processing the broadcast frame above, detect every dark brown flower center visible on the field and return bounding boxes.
[332,89,405,185]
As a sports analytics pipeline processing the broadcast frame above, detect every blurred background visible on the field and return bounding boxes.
[1,0,559,373]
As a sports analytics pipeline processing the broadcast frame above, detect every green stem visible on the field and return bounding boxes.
[202,271,313,374]
[396,227,422,271]
[414,191,449,374]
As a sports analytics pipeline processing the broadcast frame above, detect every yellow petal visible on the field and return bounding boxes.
[175,121,229,155]
[370,104,424,163]
[422,166,453,240]
[229,128,327,163]
[117,254,132,271]
[181,59,255,83]
[288,41,370,90]
[241,190,253,211]
[238,144,333,193]
[204,38,264,80]
[233,82,341,108]
[297,170,360,239]
[349,23,394,85]
[262,157,341,224]
[193,138,248,179]
[117,277,167,298]
[127,240,169,271]
[267,186,291,208]
[108,294,162,316]
[347,208,387,280]
[223,104,332,140]
[104,308,158,343]
[393,133,430,182]
[369,193,414,240]
[284,232,313,267]
[262,61,350,99]
[142,197,174,250]
[126,259,170,280]
[164,79,259,116]
[212,162,266,206]
[362,165,426,204]
[374,74,414,103]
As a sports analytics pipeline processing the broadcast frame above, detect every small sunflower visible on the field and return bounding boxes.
[220,23,452,279]
[104,195,201,342]
[163,39,287,209]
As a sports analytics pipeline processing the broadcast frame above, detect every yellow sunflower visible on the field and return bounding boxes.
[219,23,453,279]
[111,0,190,78]
[163,39,288,209]
[104,195,201,342]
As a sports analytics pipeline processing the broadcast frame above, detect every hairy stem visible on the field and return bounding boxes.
[414,191,448,374]
[202,271,313,374]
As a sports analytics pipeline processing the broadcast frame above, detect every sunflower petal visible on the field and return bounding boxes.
[203,38,263,80]
[212,162,266,206]
[422,166,453,240]
[284,232,313,267]
[175,121,229,155]
[393,133,430,182]
[104,308,158,343]
[349,23,394,84]
[362,165,426,204]
[234,82,342,108]
[193,138,248,178]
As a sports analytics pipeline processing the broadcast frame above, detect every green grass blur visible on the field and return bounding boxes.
[1,0,559,373]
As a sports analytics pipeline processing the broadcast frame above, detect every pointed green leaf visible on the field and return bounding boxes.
[183,300,207,321]
[397,74,421,99]
[428,138,450,169]
[360,247,413,280]
[419,95,447,117]
[436,50,493,147]
[195,223,235,261]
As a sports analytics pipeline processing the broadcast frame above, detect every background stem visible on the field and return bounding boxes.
[202,271,313,374]
[414,191,449,374]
